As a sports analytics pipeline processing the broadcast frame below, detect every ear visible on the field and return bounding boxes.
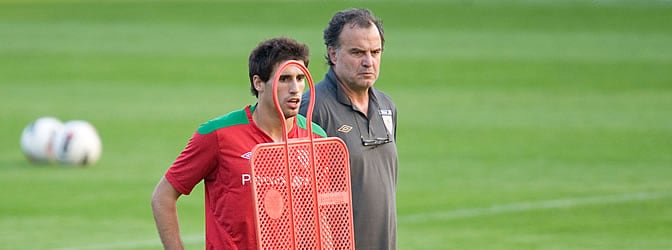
[328,47,337,65]
[252,75,265,93]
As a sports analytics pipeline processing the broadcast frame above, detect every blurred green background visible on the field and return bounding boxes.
[1,0,671,249]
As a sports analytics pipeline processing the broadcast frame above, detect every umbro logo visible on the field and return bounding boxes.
[241,151,252,159]
[337,125,353,133]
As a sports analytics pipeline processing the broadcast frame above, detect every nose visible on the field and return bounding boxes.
[362,52,373,67]
[288,77,302,94]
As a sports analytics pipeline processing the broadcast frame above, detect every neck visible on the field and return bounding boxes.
[252,103,294,142]
[337,80,370,116]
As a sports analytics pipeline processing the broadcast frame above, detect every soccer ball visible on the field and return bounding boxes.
[20,116,64,163]
[51,120,103,166]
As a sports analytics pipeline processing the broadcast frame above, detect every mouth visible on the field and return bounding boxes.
[359,72,376,77]
[286,97,301,108]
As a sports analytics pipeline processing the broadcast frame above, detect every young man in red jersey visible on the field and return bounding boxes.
[151,37,326,250]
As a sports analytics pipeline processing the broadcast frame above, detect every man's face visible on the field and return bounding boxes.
[329,23,383,93]
[262,61,306,119]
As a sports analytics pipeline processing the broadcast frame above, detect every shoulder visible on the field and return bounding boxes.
[312,78,337,99]
[196,107,249,135]
[295,114,327,137]
[372,88,396,109]
[301,78,338,114]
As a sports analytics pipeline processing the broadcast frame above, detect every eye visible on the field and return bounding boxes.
[278,76,289,82]
[297,75,306,81]
[351,50,365,56]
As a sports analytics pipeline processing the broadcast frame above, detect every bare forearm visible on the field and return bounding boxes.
[151,177,184,250]
[152,200,183,249]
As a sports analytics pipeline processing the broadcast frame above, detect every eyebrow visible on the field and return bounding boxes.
[348,47,381,52]
[279,73,306,78]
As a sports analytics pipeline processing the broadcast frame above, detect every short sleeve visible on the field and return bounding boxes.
[164,131,218,195]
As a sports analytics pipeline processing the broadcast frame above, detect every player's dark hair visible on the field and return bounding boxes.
[249,37,310,97]
[323,8,385,66]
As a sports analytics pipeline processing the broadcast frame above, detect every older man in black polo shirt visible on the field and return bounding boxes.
[300,8,398,250]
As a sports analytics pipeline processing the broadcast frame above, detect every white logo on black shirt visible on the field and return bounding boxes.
[337,125,353,133]
[380,109,394,135]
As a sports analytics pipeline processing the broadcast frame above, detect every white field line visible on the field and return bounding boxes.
[400,191,670,224]
[54,191,669,250]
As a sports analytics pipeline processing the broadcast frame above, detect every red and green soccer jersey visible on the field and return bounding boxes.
[164,104,326,250]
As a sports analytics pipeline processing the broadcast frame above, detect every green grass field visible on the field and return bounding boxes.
[2,0,671,249]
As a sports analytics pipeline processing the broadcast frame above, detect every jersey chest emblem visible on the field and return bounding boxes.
[337,125,353,133]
